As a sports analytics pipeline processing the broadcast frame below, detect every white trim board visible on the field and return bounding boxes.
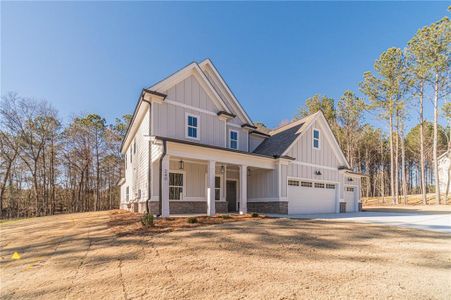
[150,62,232,115]
[287,176,339,184]
[290,161,338,171]
[199,59,253,125]
[165,99,218,117]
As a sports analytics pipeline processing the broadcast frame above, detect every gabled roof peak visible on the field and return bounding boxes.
[270,111,321,136]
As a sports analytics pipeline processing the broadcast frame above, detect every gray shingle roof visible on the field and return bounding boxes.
[252,123,304,157]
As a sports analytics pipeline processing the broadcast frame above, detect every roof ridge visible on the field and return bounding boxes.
[270,111,320,136]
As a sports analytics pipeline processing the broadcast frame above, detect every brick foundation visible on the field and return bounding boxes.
[123,201,229,215]
[247,201,288,214]
[169,201,228,214]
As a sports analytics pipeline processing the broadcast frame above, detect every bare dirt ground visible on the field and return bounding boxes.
[363,193,451,206]
[1,211,450,300]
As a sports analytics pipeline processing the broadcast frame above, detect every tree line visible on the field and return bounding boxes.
[0,93,131,218]
[292,15,450,205]
[1,14,449,219]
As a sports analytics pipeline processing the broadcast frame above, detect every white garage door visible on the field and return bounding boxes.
[288,180,337,214]
[344,186,356,212]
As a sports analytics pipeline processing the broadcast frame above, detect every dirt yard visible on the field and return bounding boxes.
[363,193,451,206]
[1,211,450,299]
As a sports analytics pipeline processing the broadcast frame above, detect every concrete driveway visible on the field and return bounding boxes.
[272,209,451,233]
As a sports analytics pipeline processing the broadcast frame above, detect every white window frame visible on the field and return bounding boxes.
[312,128,320,150]
[215,175,222,201]
[185,113,200,140]
[204,174,224,201]
[169,170,185,200]
[229,129,239,150]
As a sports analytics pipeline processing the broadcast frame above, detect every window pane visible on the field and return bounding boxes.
[215,189,220,200]
[313,130,319,139]
[188,116,193,126]
[231,140,237,149]
[175,174,183,186]
[231,131,237,140]
[313,139,319,148]
[215,176,220,187]
[192,128,197,138]
[192,116,197,127]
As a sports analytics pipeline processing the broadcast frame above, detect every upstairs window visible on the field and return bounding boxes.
[186,114,199,139]
[126,186,129,201]
[133,139,136,154]
[129,148,132,163]
[313,129,320,149]
[229,130,239,149]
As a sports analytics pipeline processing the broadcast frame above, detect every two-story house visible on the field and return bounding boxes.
[118,59,363,216]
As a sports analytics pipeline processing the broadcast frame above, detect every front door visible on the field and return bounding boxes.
[226,180,237,212]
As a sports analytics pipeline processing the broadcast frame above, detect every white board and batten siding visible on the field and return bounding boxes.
[226,124,248,152]
[153,75,225,148]
[285,119,342,214]
[123,108,150,204]
[249,134,266,152]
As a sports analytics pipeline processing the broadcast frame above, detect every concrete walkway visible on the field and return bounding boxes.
[271,211,451,233]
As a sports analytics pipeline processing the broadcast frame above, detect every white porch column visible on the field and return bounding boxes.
[207,160,216,216]
[161,155,170,217]
[239,165,247,214]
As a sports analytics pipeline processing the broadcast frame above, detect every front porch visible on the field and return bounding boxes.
[150,138,285,217]
[159,157,249,217]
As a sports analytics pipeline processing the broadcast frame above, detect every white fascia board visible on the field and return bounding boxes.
[121,101,150,154]
[281,112,350,169]
[281,112,320,156]
[149,62,232,114]
[199,59,254,125]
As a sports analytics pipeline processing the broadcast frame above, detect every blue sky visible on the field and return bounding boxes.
[1,1,448,131]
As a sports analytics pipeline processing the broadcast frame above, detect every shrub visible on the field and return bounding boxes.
[251,213,259,218]
[220,214,231,219]
[141,213,154,227]
[187,217,198,224]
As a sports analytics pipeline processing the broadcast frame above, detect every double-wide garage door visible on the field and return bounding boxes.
[287,179,337,214]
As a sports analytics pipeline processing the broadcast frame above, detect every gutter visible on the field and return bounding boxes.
[159,140,167,216]
[142,98,152,214]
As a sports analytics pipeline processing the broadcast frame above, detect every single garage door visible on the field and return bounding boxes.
[288,179,337,214]
[344,186,356,212]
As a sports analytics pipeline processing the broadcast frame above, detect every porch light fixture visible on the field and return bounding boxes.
[315,170,322,176]
[179,160,184,170]
[220,165,225,174]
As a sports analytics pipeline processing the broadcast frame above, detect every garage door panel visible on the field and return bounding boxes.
[288,180,336,214]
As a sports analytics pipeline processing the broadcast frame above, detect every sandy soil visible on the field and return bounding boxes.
[1,211,450,300]
[363,193,450,206]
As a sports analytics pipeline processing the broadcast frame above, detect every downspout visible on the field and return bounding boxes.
[142,97,152,214]
[159,140,167,216]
